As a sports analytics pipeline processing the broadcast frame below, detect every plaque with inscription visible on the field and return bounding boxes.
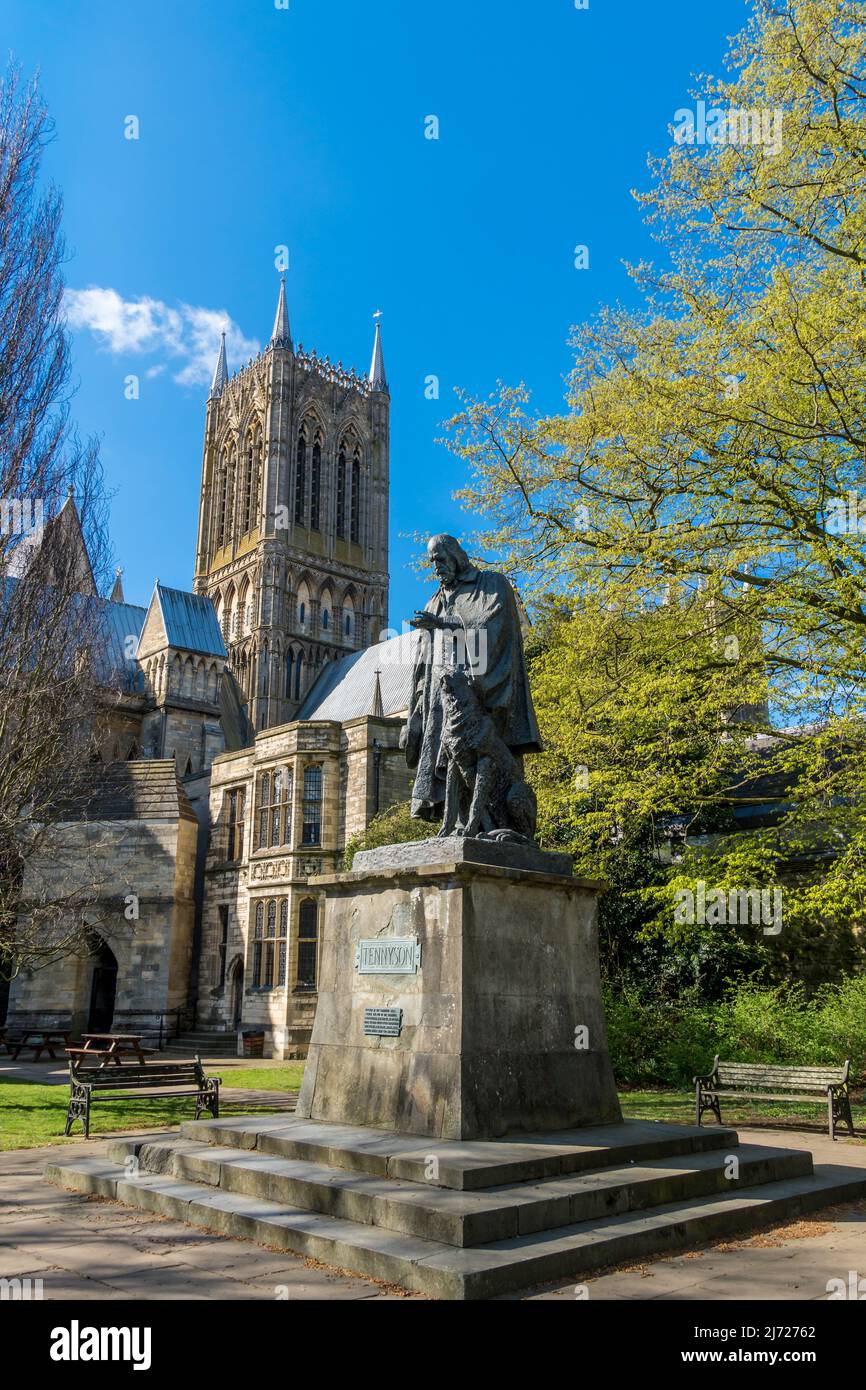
[363,1007,403,1037]
[354,937,421,975]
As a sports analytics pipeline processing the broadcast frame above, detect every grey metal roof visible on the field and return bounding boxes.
[96,597,148,691]
[156,584,227,658]
[296,631,417,722]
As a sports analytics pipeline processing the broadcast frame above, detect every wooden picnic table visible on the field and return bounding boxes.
[5,1028,71,1061]
[68,1033,154,1068]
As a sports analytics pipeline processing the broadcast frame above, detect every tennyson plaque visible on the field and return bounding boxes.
[363,1007,403,1037]
[354,937,421,975]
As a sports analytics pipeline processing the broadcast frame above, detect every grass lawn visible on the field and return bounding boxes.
[0,1061,305,1151]
[620,1086,866,1140]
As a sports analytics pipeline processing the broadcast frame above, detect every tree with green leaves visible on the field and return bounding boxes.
[447,0,866,985]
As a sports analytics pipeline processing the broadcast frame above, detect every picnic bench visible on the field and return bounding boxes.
[66,1033,155,1069]
[694,1056,854,1140]
[2,1027,72,1061]
[65,1055,220,1138]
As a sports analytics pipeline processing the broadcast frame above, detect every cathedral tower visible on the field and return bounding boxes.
[193,284,390,731]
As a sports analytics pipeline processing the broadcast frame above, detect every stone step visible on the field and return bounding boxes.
[175,1115,741,1190]
[108,1134,812,1248]
[43,1152,866,1300]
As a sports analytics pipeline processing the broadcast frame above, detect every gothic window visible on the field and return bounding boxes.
[294,427,307,526]
[250,898,289,989]
[264,899,277,987]
[336,446,347,539]
[302,764,323,845]
[241,426,261,535]
[217,905,229,988]
[322,609,329,631]
[256,767,293,848]
[297,898,319,991]
[294,650,304,701]
[310,431,322,531]
[217,449,231,548]
[251,901,264,986]
[299,602,306,627]
[285,649,294,698]
[350,448,361,544]
[225,787,245,861]
[278,900,288,985]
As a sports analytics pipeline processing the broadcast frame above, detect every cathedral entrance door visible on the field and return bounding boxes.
[87,941,118,1032]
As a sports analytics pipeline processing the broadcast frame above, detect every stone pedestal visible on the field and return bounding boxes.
[296,839,622,1140]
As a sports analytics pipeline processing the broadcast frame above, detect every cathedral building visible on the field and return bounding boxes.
[4,285,411,1058]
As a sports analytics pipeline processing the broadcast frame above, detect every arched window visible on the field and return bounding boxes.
[350,448,361,544]
[302,764,323,845]
[294,650,304,702]
[278,900,289,985]
[217,448,231,547]
[294,427,307,526]
[299,602,306,627]
[285,649,294,698]
[336,445,347,539]
[297,898,318,990]
[257,772,270,850]
[322,608,329,631]
[251,901,264,986]
[264,900,277,986]
[310,431,322,531]
[241,426,261,535]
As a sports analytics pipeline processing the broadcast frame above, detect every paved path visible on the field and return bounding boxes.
[1,1126,864,1301]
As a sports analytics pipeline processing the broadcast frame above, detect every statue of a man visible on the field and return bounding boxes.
[402,534,541,839]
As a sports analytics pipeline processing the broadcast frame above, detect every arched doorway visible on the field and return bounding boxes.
[87,938,118,1032]
[229,957,244,1030]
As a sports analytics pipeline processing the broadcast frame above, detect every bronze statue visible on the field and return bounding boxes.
[402,534,541,841]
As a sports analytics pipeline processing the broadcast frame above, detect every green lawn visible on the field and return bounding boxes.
[620,1086,866,1139]
[0,1061,305,1151]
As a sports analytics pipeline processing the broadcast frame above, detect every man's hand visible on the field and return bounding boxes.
[409,609,442,631]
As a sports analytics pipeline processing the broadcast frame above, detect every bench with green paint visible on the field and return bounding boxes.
[65,1056,220,1138]
[694,1057,854,1140]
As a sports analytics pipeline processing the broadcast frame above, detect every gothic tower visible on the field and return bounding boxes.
[193,283,390,732]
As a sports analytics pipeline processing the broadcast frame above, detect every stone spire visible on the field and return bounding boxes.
[368,311,387,392]
[209,331,228,399]
[370,668,384,718]
[270,275,292,349]
[109,567,125,603]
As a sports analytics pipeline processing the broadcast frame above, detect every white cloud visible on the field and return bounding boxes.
[64,286,260,387]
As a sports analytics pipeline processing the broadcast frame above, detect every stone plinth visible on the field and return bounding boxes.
[296,841,622,1140]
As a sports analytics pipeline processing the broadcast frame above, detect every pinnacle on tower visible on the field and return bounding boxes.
[109,567,125,603]
[368,310,387,392]
[370,668,384,718]
[209,331,229,399]
[270,275,292,350]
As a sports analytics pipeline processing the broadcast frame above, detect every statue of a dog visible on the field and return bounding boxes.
[436,666,537,841]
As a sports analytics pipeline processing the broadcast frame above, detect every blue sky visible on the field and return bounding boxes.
[4,0,748,623]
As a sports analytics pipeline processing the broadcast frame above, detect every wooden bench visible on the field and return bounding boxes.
[65,1056,220,1138]
[4,1028,72,1061]
[694,1057,854,1140]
